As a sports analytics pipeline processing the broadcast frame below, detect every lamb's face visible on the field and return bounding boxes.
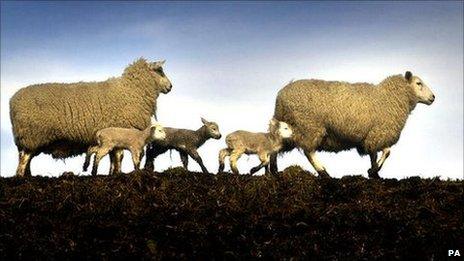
[278,121,293,139]
[150,123,166,141]
[149,60,172,94]
[405,71,435,105]
[201,118,222,139]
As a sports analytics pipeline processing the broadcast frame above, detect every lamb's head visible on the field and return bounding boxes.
[150,121,166,141]
[201,117,222,139]
[149,60,172,94]
[405,71,435,105]
[269,118,293,139]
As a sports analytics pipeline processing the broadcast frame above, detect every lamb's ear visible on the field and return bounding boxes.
[269,118,278,126]
[150,116,158,126]
[405,71,413,82]
[201,117,209,124]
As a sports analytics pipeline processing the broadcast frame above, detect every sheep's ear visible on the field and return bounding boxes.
[405,71,413,82]
[201,117,209,124]
[157,60,166,67]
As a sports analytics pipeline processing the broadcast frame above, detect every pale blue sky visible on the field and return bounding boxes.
[1,1,463,178]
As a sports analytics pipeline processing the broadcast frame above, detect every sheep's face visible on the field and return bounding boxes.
[270,118,293,139]
[149,60,172,94]
[150,123,166,141]
[405,71,435,105]
[201,118,222,139]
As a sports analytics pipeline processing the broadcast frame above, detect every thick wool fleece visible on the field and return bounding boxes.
[9,58,164,158]
[274,75,418,155]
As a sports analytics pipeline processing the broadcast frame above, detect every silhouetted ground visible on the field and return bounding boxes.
[0,166,462,260]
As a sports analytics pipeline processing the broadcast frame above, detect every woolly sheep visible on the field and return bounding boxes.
[144,118,221,173]
[218,118,292,175]
[271,71,435,178]
[83,120,166,176]
[9,58,172,176]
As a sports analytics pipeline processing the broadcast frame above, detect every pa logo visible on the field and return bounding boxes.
[448,250,461,257]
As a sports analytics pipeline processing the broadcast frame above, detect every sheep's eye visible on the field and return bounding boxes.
[417,82,422,86]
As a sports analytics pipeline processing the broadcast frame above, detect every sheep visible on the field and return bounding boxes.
[271,71,435,179]
[9,58,172,176]
[83,120,166,176]
[218,118,293,175]
[144,118,221,173]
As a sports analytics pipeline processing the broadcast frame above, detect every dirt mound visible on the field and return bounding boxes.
[0,166,462,259]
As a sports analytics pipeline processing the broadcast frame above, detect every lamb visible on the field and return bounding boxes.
[271,71,435,178]
[83,120,166,176]
[9,58,172,176]
[218,118,293,175]
[144,118,221,173]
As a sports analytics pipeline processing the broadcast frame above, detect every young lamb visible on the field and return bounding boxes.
[83,121,166,176]
[144,118,221,173]
[218,118,292,175]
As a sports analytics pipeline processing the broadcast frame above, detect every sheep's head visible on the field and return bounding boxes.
[405,71,435,105]
[150,121,166,141]
[269,118,293,139]
[149,60,172,94]
[201,117,222,139]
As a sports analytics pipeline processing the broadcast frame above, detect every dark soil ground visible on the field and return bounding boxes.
[0,166,462,260]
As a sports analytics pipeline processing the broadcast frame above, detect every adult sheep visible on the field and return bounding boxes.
[270,71,435,178]
[10,58,172,176]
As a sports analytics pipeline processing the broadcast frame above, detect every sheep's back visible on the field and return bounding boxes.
[275,79,381,142]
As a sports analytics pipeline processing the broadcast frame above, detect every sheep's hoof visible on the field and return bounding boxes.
[318,170,331,179]
[368,169,380,179]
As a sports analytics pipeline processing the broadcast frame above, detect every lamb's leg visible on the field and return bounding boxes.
[92,147,111,176]
[304,150,330,178]
[131,150,142,170]
[229,149,244,175]
[16,150,32,177]
[112,149,124,175]
[367,152,380,179]
[250,153,270,175]
[179,151,189,170]
[144,143,156,171]
[218,148,231,173]
[377,147,391,170]
[269,153,278,174]
[83,146,98,172]
[188,149,208,173]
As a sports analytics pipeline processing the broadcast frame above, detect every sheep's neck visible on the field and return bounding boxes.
[194,126,210,147]
[381,76,418,114]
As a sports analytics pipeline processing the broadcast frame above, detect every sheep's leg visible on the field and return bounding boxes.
[304,150,330,178]
[250,153,270,175]
[229,149,244,175]
[179,151,189,170]
[24,152,37,176]
[377,148,391,170]
[269,153,278,174]
[16,150,32,177]
[367,152,380,179]
[187,149,208,173]
[92,147,112,176]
